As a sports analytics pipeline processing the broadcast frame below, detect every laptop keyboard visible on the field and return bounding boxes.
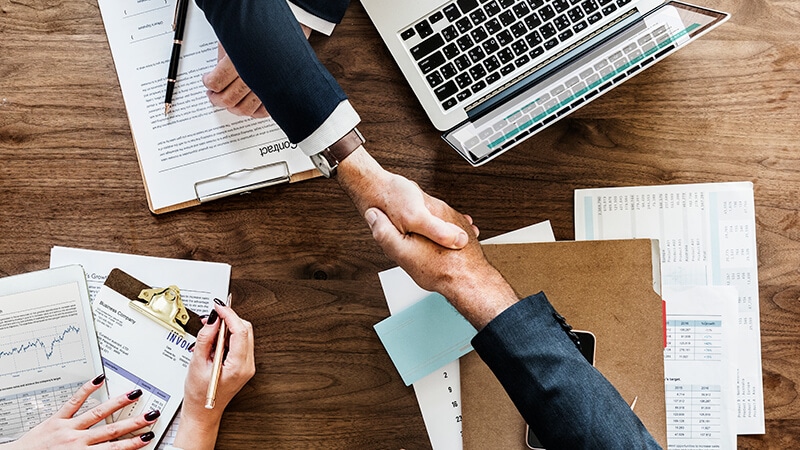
[445,20,698,163]
[401,0,636,112]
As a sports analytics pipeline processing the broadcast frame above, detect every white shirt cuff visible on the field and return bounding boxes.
[297,100,361,157]
[287,1,336,36]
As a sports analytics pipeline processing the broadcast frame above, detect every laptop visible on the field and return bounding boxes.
[361,0,729,166]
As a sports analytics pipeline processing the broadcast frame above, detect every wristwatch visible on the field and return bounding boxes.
[310,128,365,178]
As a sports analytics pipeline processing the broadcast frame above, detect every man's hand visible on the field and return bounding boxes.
[203,24,311,118]
[365,203,518,330]
[337,147,473,250]
[203,44,270,118]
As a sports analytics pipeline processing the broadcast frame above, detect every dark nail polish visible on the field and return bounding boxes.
[214,298,225,306]
[144,410,161,421]
[92,374,106,385]
[206,309,218,325]
[187,342,195,352]
[127,389,143,400]
[140,431,155,442]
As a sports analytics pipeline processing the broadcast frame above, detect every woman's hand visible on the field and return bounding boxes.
[172,300,256,450]
[5,375,160,449]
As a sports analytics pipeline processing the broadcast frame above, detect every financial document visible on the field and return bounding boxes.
[97,0,315,212]
[0,266,106,443]
[575,182,764,434]
[663,286,738,450]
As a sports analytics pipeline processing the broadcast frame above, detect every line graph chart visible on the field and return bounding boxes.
[0,323,88,377]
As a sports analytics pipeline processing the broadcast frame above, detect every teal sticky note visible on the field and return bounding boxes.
[374,293,477,386]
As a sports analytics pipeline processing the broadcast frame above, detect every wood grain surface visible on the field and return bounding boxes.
[1,0,798,448]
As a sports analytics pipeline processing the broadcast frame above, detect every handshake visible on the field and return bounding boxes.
[333,145,521,331]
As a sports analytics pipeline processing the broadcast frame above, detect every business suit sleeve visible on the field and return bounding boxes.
[290,0,350,24]
[471,292,662,449]
[194,0,357,149]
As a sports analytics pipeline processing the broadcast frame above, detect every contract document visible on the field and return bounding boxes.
[98,0,317,213]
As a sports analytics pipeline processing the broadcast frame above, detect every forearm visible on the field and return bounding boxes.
[172,411,223,450]
[443,263,519,330]
[336,146,390,214]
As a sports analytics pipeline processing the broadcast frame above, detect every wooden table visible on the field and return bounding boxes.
[1,0,798,448]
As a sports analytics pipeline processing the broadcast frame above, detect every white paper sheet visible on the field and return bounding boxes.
[574,182,764,434]
[663,286,738,450]
[97,0,315,212]
[378,221,556,450]
[50,246,231,448]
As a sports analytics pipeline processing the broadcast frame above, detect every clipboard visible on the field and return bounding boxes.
[94,268,203,448]
[96,0,321,215]
[134,138,321,215]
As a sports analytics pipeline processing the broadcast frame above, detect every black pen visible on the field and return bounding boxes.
[164,0,190,115]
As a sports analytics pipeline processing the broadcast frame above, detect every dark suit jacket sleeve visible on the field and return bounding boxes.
[290,0,350,24]
[471,292,662,449]
[194,0,349,144]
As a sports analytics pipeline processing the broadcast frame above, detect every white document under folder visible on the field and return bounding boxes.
[97,0,318,213]
[574,181,765,434]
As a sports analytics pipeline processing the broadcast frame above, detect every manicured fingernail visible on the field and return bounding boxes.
[92,374,105,385]
[214,298,225,306]
[127,389,143,400]
[140,431,155,442]
[144,410,161,421]
[206,309,218,325]
[365,209,377,227]
[187,342,195,352]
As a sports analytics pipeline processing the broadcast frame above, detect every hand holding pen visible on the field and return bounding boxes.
[172,296,255,450]
[206,294,231,409]
[164,0,190,115]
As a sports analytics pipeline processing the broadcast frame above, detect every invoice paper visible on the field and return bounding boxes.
[93,277,194,448]
[50,246,232,448]
[575,181,764,434]
[97,0,316,212]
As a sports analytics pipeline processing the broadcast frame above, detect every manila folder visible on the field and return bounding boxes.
[461,239,667,449]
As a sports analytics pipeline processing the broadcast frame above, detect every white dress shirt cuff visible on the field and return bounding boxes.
[298,100,362,157]
[287,1,336,36]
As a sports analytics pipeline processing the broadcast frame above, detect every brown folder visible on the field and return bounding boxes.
[461,239,667,449]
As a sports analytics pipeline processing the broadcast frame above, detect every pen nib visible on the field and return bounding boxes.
[164,104,171,116]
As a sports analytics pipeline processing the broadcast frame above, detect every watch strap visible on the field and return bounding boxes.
[323,127,364,166]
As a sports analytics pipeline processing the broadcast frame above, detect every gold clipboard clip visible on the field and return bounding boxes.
[131,285,190,336]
